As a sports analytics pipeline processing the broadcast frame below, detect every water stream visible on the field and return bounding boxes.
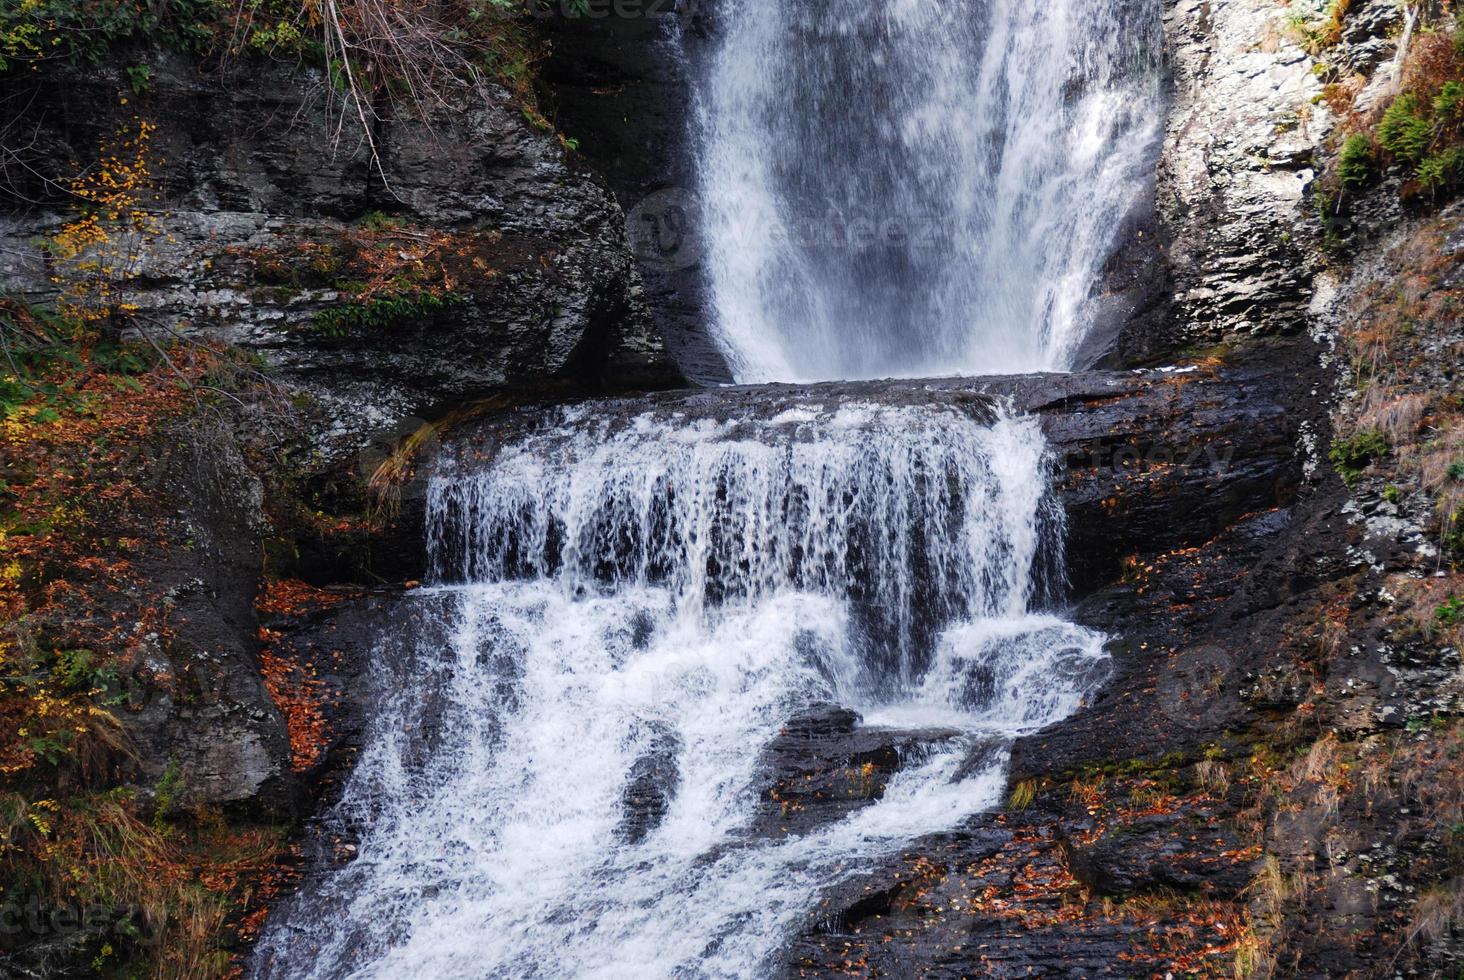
[252,0,1163,973]
[253,405,1107,978]
[699,0,1164,381]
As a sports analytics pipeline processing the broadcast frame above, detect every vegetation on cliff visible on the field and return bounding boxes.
[1320,5,1464,208]
[0,0,550,135]
[0,296,298,976]
[0,57,416,979]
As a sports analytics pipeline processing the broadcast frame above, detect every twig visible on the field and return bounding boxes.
[1390,4,1420,96]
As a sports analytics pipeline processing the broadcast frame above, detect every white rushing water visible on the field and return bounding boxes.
[252,404,1108,979]
[248,0,1164,969]
[698,0,1165,382]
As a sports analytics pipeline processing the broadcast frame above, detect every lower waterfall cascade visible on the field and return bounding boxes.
[251,402,1109,978]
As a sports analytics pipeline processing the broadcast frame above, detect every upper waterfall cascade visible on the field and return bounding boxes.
[698,0,1165,382]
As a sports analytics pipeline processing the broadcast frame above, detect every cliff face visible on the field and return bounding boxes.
[1157,0,1333,348]
[0,43,690,805]
[0,50,682,458]
[787,3,1464,976]
[0,39,692,976]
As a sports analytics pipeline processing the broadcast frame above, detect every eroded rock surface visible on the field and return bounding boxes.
[0,52,683,459]
[1157,0,1332,350]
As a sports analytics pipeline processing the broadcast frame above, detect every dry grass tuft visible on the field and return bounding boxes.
[1396,881,1464,969]
[1358,392,1429,446]
[1196,759,1232,796]
[1292,733,1341,786]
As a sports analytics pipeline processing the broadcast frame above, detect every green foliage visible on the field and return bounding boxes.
[1383,483,1403,504]
[1434,80,1464,122]
[357,210,402,232]
[1418,146,1464,193]
[311,290,464,337]
[52,648,96,690]
[1007,779,1036,811]
[0,0,223,72]
[1379,93,1434,165]
[1329,430,1390,488]
[153,757,183,824]
[1329,29,1464,215]
[1438,597,1464,628]
[1449,460,1464,481]
[125,62,151,94]
[0,299,152,421]
[2,304,85,417]
[246,14,304,53]
[1337,133,1374,189]
[1445,508,1464,557]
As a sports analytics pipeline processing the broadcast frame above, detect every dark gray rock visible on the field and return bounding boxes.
[0,50,684,461]
[1062,812,1255,897]
[618,723,681,844]
[540,4,733,384]
[751,704,961,837]
[1340,0,1405,74]
[123,418,294,816]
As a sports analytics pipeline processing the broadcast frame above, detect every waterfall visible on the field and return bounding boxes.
[248,0,1164,971]
[698,0,1165,382]
[251,403,1108,978]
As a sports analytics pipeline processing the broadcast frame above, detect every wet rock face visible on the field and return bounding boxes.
[782,439,1341,978]
[750,705,962,838]
[1153,0,1332,354]
[539,5,734,384]
[1061,810,1254,898]
[123,422,295,817]
[443,358,1306,600]
[0,51,682,459]
[618,725,682,844]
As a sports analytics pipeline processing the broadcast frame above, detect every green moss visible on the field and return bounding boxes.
[310,290,464,337]
[1328,430,1389,488]
[1065,750,1194,784]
